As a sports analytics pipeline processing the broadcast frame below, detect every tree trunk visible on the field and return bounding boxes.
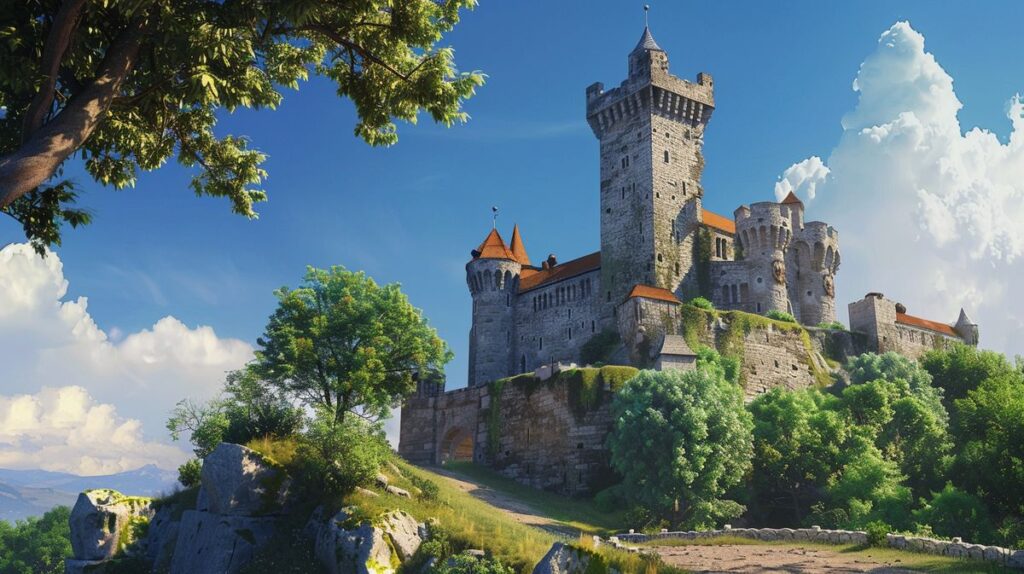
[22,0,89,140]
[0,14,148,209]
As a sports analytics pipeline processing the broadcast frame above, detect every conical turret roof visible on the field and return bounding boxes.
[471,228,516,261]
[509,224,530,265]
[956,308,975,326]
[632,26,663,53]
[781,191,803,205]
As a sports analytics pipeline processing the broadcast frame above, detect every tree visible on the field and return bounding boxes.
[748,388,849,525]
[255,266,452,425]
[951,373,1024,516]
[846,351,947,426]
[913,484,993,544]
[921,343,1023,404]
[0,0,484,251]
[607,368,753,529]
[0,505,72,574]
[167,365,303,457]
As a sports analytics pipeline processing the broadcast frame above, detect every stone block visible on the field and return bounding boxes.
[201,443,291,516]
[169,510,277,574]
[69,489,154,562]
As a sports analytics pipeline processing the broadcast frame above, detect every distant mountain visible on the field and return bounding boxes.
[0,465,178,522]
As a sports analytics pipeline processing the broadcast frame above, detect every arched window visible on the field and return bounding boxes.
[731,284,738,303]
[664,150,670,163]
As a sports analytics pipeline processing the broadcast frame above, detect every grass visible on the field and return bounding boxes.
[635,537,1015,573]
[441,461,626,536]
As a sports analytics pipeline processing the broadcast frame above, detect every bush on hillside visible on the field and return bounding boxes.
[913,484,993,544]
[689,297,715,310]
[436,554,515,574]
[177,458,202,488]
[816,321,845,330]
[295,408,390,500]
[765,310,797,323]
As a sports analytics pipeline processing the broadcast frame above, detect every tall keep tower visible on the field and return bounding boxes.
[586,24,715,307]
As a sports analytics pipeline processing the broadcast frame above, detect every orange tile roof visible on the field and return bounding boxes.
[518,251,600,292]
[509,224,530,265]
[472,228,515,261]
[702,209,736,234]
[781,191,803,205]
[625,284,681,304]
[896,312,958,337]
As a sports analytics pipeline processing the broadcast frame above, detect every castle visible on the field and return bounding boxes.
[400,25,979,493]
[466,25,841,384]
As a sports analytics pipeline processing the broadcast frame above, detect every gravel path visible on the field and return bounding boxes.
[654,543,920,573]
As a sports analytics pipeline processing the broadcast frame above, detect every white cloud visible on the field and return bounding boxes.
[0,244,254,470]
[780,21,1024,355]
[0,386,188,475]
[774,156,830,201]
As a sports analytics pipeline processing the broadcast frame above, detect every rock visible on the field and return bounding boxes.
[463,549,486,559]
[316,518,396,574]
[386,461,405,478]
[64,559,107,574]
[356,486,380,497]
[385,485,411,498]
[200,443,291,516]
[1009,549,1024,569]
[169,510,277,574]
[376,473,390,488]
[532,542,590,574]
[144,504,181,572]
[380,511,424,562]
[303,506,329,540]
[68,489,154,561]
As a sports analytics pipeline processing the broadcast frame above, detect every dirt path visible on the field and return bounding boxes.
[429,467,578,538]
[653,544,919,573]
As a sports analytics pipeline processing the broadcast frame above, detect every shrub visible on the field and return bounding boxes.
[766,310,797,323]
[436,554,515,574]
[913,484,993,543]
[865,520,890,547]
[816,321,845,330]
[410,473,441,502]
[295,409,390,501]
[580,330,621,366]
[689,297,715,310]
[177,458,202,488]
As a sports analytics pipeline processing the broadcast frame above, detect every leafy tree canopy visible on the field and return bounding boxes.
[255,265,452,425]
[845,351,946,426]
[607,367,752,529]
[922,343,1023,404]
[0,0,484,252]
[0,505,72,574]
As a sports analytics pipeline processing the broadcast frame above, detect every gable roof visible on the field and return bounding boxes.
[702,209,736,234]
[471,228,515,261]
[625,284,680,304]
[519,251,600,293]
[896,312,958,337]
[660,334,696,357]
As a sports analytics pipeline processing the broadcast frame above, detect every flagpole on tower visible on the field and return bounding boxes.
[491,206,498,229]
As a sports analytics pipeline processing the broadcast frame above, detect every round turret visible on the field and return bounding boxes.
[735,202,792,314]
[789,221,840,325]
[466,228,523,386]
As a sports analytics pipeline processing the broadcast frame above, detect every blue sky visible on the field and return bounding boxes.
[2,1,1023,472]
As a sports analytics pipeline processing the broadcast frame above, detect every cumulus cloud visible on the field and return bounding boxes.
[0,244,253,470]
[774,156,830,202]
[0,386,188,475]
[780,21,1024,354]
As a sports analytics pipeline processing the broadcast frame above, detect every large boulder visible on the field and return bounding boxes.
[532,542,591,574]
[144,504,181,572]
[200,443,291,516]
[380,511,424,562]
[169,509,277,574]
[68,489,154,561]
[315,517,396,574]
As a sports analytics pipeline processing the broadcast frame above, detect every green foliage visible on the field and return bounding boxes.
[409,473,441,503]
[167,365,303,458]
[765,310,797,323]
[294,408,390,501]
[951,372,1024,517]
[846,352,947,426]
[580,330,621,366]
[689,297,715,311]
[0,505,72,574]
[1,0,484,250]
[825,446,913,530]
[255,266,452,425]
[913,484,993,543]
[865,520,890,547]
[607,368,752,529]
[436,554,516,574]
[816,321,846,330]
[177,458,202,488]
[921,343,1023,404]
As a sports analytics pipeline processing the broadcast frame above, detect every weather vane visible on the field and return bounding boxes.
[644,4,650,27]
[491,206,498,229]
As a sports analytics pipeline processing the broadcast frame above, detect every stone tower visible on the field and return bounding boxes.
[734,202,792,315]
[954,308,979,346]
[586,26,715,307]
[466,228,522,387]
